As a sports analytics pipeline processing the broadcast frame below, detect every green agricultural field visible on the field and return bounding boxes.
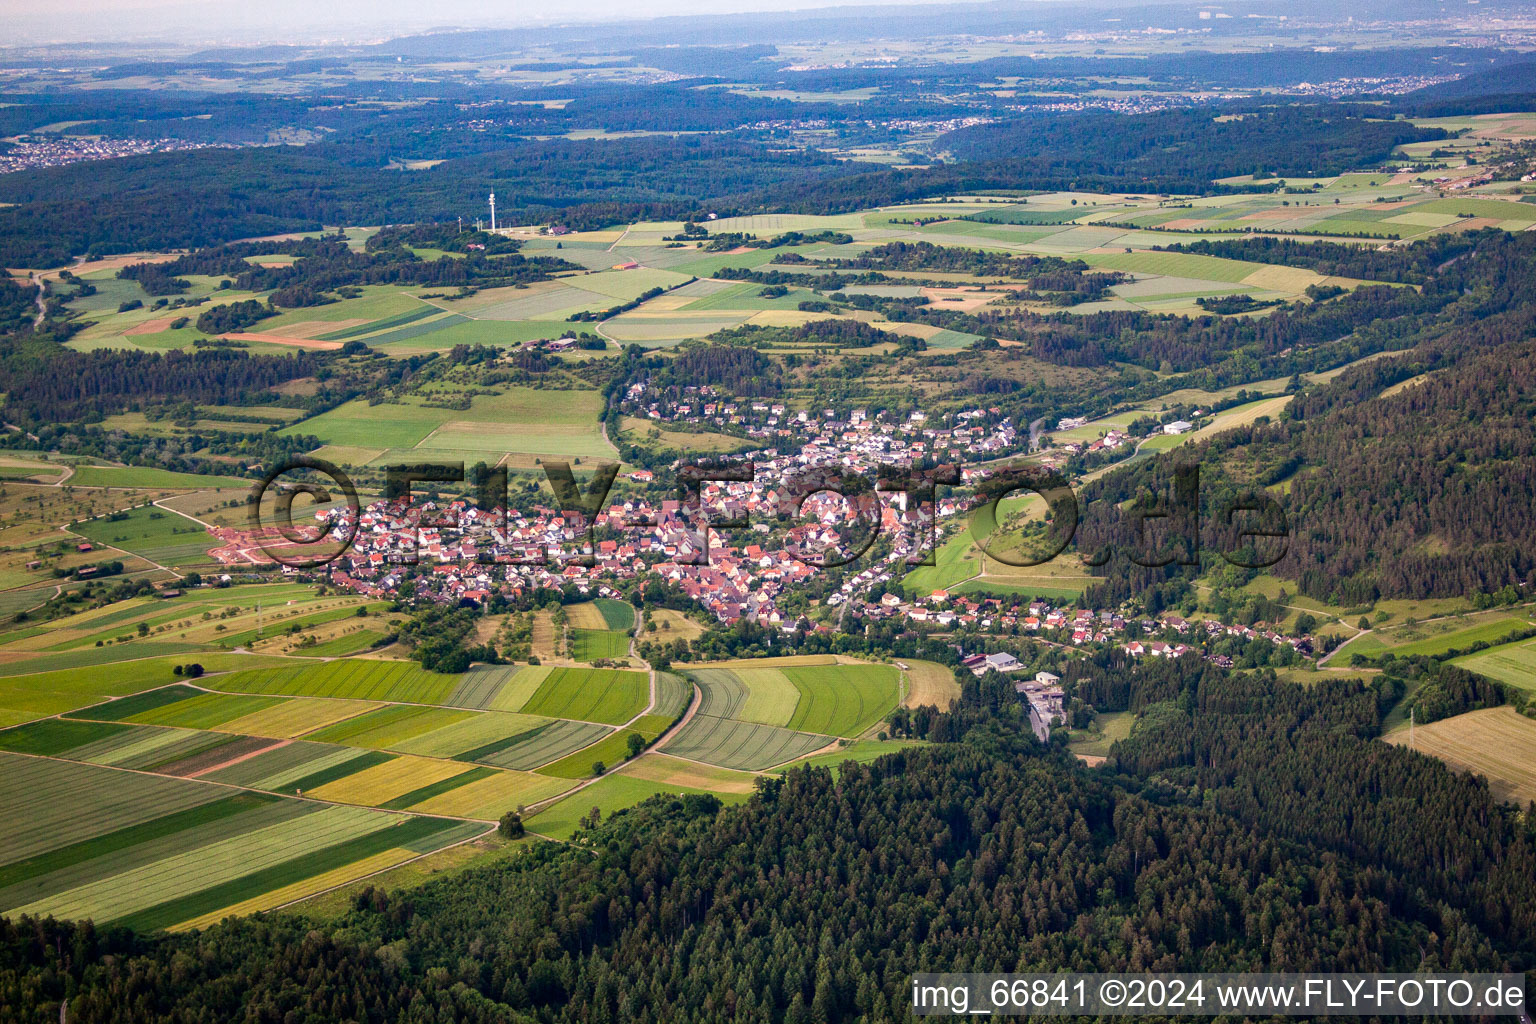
[571,628,629,662]
[387,710,552,759]
[1454,635,1536,693]
[662,715,830,771]
[1066,711,1135,758]
[652,672,692,720]
[0,717,132,756]
[65,466,249,489]
[536,728,646,779]
[445,664,538,710]
[1373,616,1536,659]
[283,386,613,464]
[471,719,612,771]
[72,504,219,568]
[299,630,387,657]
[208,658,461,705]
[593,598,637,632]
[120,692,285,731]
[0,753,226,865]
[519,667,648,725]
[782,664,900,738]
[304,704,476,749]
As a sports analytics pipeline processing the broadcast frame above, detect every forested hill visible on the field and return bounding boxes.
[1077,230,1536,611]
[0,102,1445,268]
[1,667,1531,1021]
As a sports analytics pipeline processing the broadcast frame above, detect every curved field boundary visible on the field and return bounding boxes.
[594,598,636,632]
[619,753,760,795]
[900,660,962,709]
[689,668,748,720]
[652,672,692,720]
[662,715,830,772]
[732,668,801,727]
[782,664,900,739]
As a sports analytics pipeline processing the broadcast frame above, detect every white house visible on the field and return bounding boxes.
[1164,420,1194,435]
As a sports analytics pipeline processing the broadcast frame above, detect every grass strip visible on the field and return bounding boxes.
[113,816,457,931]
[0,793,278,889]
[281,750,393,794]
[0,718,131,756]
[78,685,203,722]
[380,766,498,810]
[317,305,437,341]
[452,723,549,763]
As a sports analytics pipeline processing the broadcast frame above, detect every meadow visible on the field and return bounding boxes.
[1453,635,1536,693]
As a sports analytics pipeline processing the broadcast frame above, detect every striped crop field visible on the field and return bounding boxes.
[1453,635,1536,693]
[472,719,612,771]
[781,664,900,738]
[200,739,352,788]
[571,629,629,663]
[519,667,648,725]
[662,716,830,771]
[0,653,295,728]
[594,598,637,632]
[75,684,207,722]
[0,717,132,756]
[536,728,647,779]
[653,672,692,719]
[689,667,796,726]
[445,664,531,709]
[303,705,475,749]
[0,753,225,864]
[208,659,460,704]
[103,729,244,773]
[0,793,305,912]
[387,710,553,759]
[405,768,571,818]
[119,692,286,730]
[683,661,899,738]
[307,754,476,807]
[154,736,281,778]
[71,725,204,768]
[379,765,499,810]
[6,803,403,926]
[157,818,487,932]
[218,698,382,738]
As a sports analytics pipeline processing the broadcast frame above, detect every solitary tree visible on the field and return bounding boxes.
[498,811,524,839]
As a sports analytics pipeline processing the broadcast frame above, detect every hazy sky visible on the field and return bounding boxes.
[10,0,965,45]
